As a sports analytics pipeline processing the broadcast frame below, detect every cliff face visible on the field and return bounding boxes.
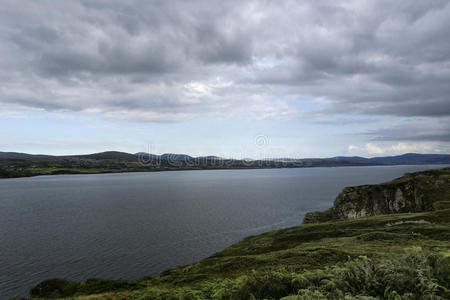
[303,167,450,224]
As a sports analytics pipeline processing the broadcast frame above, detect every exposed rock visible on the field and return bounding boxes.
[303,167,450,224]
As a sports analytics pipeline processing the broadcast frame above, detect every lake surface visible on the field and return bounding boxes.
[0,165,447,299]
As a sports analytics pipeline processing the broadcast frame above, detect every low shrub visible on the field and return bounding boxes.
[209,247,449,300]
[30,279,78,298]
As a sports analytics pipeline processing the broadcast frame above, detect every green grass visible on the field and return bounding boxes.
[17,209,450,300]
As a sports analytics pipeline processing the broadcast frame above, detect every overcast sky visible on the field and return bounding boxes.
[1,0,449,157]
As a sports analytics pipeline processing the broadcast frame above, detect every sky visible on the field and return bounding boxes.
[1,0,450,158]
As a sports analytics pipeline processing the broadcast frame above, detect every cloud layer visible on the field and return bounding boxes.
[1,0,449,139]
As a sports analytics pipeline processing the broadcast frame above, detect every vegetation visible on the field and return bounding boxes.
[15,208,450,300]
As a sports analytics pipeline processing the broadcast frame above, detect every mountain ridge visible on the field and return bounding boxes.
[1,151,450,179]
[2,150,450,163]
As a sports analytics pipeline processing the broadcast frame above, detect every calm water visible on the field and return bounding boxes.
[0,165,447,299]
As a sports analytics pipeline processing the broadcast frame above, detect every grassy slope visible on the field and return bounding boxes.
[20,209,450,299]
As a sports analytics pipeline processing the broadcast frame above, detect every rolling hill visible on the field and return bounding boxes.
[1,151,449,179]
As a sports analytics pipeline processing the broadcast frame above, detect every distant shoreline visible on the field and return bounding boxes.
[2,162,450,180]
[2,151,450,179]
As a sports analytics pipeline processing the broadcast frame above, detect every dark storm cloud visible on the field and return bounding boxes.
[0,0,449,126]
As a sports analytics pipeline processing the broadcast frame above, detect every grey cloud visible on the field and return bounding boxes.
[2,0,253,78]
[366,118,450,142]
[0,0,450,126]
[372,132,450,143]
[194,24,253,64]
[253,1,450,118]
[371,100,450,117]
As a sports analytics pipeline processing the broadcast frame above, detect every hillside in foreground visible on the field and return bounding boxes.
[15,168,450,300]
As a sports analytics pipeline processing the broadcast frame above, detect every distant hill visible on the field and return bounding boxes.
[325,156,374,164]
[368,153,450,165]
[160,153,194,161]
[0,151,449,179]
[77,151,138,161]
[0,152,54,160]
[323,153,450,165]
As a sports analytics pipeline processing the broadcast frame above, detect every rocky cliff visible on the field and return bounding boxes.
[303,167,450,224]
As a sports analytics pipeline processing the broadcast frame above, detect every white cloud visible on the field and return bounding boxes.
[365,143,385,155]
[348,142,446,157]
[391,142,424,153]
[348,144,359,152]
